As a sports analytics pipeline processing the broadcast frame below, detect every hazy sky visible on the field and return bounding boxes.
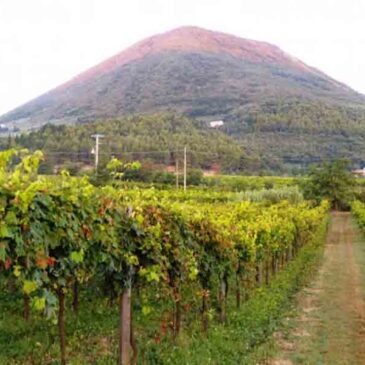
[1,0,365,116]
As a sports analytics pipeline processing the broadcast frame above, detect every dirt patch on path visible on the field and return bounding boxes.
[268,212,365,365]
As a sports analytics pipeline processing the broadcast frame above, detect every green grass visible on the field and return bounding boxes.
[271,213,365,365]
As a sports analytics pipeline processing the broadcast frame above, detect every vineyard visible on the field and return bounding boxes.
[0,150,329,364]
[351,200,365,227]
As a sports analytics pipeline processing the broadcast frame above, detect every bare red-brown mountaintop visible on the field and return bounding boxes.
[1,26,364,130]
[64,26,320,87]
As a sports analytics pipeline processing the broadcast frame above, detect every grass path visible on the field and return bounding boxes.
[270,212,365,365]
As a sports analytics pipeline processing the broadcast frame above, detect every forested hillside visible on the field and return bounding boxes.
[9,108,365,174]
[222,99,365,171]
[12,114,245,173]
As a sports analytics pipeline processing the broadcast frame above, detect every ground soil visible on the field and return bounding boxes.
[269,212,365,365]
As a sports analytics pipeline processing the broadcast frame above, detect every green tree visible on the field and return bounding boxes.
[303,159,354,210]
[187,168,204,185]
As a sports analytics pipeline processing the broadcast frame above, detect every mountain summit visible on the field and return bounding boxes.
[62,26,327,86]
[1,26,364,130]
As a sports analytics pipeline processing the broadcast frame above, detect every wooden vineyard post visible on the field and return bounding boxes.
[288,245,293,261]
[72,279,79,314]
[23,294,30,321]
[255,263,262,286]
[58,289,66,365]
[202,290,209,333]
[119,288,132,365]
[271,254,277,276]
[219,279,227,323]
[235,272,241,309]
[173,286,182,337]
[265,259,270,285]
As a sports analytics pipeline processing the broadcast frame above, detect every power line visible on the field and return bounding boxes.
[43,149,186,156]
[40,149,357,164]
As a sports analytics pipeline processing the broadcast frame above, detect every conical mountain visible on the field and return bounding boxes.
[1,26,364,130]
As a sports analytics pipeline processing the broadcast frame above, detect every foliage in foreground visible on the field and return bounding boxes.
[155,219,328,364]
[0,149,329,364]
[0,218,327,364]
[351,201,365,229]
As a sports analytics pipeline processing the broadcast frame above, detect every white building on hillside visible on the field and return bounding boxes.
[209,120,224,128]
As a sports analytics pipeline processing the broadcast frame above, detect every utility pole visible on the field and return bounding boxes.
[176,158,179,189]
[183,146,187,192]
[91,134,104,175]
